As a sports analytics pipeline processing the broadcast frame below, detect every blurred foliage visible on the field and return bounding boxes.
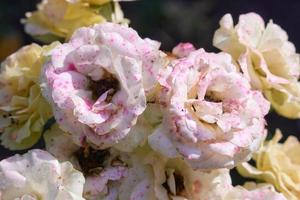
[121,0,217,51]
[121,0,300,52]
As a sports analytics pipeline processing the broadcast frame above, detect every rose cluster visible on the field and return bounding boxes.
[0,1,299,199]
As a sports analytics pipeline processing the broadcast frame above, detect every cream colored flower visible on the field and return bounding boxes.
[0,43,58,150]
[0,149,85,200]
[213,13,300,118]
[237,129,300,200]
[23,0,129,42]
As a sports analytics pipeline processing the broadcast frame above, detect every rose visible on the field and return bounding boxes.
[0,43,58,150]
[0,149,85,200]
[237,129,300,200]
[213,13,300,118]
[118,148,285,200]
[23,0,129,42]
[149,48,270,169]
[44,124,128,199]
[41,22,165,149]
[42,103,164,199]
[118,148,231,200]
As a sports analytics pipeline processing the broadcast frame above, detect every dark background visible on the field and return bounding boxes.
[1,0,300,185]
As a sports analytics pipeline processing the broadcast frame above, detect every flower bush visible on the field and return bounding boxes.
[1,2,300,199]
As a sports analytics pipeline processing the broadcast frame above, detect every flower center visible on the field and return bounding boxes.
[89,71,119,102]
[75,147,110,176]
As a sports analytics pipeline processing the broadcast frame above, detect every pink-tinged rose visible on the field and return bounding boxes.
[41,22,165,149]
[0,149,85,200]
[149,49,270,169]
